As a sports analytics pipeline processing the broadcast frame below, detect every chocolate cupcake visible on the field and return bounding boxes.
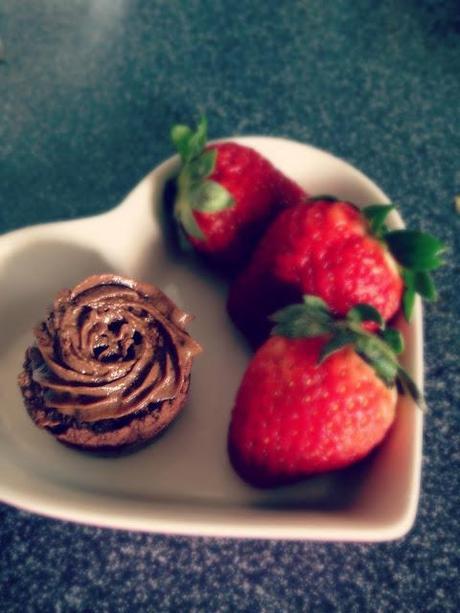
[18,274,201,453]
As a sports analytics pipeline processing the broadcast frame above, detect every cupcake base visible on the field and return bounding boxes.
[19,351,192,455]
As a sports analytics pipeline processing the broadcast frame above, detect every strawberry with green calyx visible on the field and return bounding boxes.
[228,197,444,345]
[228,296,423,488]
[170,117,306,270]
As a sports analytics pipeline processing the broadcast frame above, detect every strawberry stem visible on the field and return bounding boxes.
[170,117,234,242]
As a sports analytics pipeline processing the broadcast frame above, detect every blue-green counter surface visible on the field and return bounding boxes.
[1,1,459,610]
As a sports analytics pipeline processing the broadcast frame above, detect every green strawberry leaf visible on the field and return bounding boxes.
[188,149,217,182]
[187,115,208,160]
[414,271,437,301]
[300,295,336,327]
[402,286,416,321]
[362,204,395,237]
[355,335,398,386]
[302,295,330,312]
[402,258,438,310]
[271,297,332,336]
[397,366,427,411]
[403,268,415,289]
[319,331,357,362]
[271,300,333,338]
[189,180,234,213]
[308,195,338,203]
[372,355,399,387]
[381,328,404,354]
[171,116,208,163]
[347,304,384,328]
[171,124,194,161]
[401,270,415,320]
[385,230,445,271]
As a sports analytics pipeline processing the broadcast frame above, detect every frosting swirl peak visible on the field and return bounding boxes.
[27,274,201,424]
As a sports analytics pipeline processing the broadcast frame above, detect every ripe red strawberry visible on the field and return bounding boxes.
[228,197,444,345]
[170,117,306,270]
[228,297,422,488]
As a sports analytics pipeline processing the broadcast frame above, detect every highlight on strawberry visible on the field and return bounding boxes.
[228,196,444,345]
[170,117,306,271]
[228,296,423,488]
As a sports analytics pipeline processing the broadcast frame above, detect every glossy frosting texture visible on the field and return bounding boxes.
[26,274,201,423]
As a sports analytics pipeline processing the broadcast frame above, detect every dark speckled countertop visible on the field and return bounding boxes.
[1,1,459,610]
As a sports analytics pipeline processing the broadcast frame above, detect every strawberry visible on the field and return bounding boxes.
[228,197,444,345]
[170,117,306,270]
[228,297,423,488]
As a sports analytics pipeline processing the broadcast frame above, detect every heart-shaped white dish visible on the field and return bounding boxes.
[0,137,423,540]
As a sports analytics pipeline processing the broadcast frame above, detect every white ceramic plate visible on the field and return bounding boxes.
[0,138,423,541]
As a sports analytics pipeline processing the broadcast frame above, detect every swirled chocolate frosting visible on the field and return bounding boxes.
[19,274,201,441]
